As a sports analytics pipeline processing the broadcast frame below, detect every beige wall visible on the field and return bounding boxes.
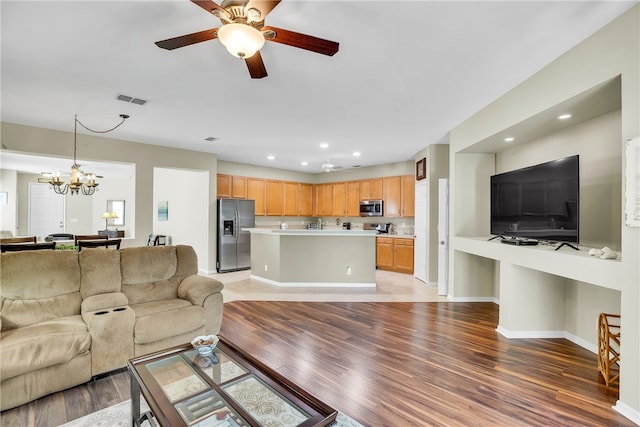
[449,5,639,418]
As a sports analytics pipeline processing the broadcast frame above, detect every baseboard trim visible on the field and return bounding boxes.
[250,274,376,288]
[496,326,598,354]
[447,296,498,303]
[613,400,640,426]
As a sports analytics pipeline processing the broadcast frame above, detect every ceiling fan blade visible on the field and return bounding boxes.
[263,26,339,56]
[191,0,225,15]
[155,28,219,50]
[245,52,268,79]
[246,0,281,20]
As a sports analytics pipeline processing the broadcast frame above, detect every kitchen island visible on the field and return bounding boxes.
[245,228,378,287]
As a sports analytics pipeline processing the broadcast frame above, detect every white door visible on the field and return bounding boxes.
[414,180,427,282]
[437,179,449,296]
[29,183,65,239]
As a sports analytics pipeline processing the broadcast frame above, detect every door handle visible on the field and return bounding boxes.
[440,241,445,245]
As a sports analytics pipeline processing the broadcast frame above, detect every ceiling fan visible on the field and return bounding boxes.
[321,160,349,173]
[155,0,340,79]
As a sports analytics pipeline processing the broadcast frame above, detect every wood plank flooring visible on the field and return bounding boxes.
[1,301,633,426]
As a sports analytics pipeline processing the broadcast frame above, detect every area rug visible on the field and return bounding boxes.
[61,398,364,427]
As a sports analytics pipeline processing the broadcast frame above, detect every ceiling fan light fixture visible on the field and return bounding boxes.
[218,23,265,58]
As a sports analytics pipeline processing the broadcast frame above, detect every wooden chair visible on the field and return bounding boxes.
[1,242,56,252]
[0,236,37,244]
[78,239,121,251]
[46,233,75,241]
[598,312,621,386]
[74,234,108,246]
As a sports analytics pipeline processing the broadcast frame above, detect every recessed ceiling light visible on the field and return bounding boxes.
[558,114,572,120]
[353,151,361,157]
[320,143,328,149]
[267,155,275,160]
[301,161,308,166]
[504,137,515,142]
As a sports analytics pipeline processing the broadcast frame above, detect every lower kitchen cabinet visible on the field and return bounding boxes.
[376,236,414,274]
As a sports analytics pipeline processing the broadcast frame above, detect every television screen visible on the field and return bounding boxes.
[490,155,579,243]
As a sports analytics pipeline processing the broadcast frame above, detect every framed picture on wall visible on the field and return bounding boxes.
[0,192,7,205]
[158,201,168,221]
[416,158,426,180]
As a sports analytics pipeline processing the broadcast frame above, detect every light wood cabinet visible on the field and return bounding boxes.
[217,174,232,198]
[346,181,360,217]
[360,178,383,200]
[232,176,247,199]
[266,180,284,216]
[376,237,394,271]
[376,236,414,274]
[299,183,313,216]
[316,183,333,216]
[283,181,299,216]
[247,178,266,216]
[383,176,402,217]
[401,175,415,217]
[332,182,346,216]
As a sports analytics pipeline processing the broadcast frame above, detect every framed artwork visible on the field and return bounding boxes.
[0,192,7,205]
[416,158,426,181]
[158,201,168,221]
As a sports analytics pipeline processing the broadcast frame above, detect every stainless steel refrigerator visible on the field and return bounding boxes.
[217,199,255,272]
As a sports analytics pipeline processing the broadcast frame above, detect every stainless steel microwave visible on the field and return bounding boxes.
[360,200,383,217]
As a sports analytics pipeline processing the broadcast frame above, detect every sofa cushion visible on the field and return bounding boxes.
[1,251,81,328]
[131,299,205,344]
[120,246,179,305]
[79,249,121,298]
[0,315,91,380]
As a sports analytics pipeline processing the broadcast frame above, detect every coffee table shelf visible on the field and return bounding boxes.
[128,338,337,427]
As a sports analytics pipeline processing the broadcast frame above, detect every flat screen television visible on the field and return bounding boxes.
[490,155,579,245]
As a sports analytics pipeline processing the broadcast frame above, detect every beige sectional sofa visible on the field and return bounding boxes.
[0,245,224,410]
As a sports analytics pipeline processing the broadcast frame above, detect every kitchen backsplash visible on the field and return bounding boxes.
[254,217,415,235]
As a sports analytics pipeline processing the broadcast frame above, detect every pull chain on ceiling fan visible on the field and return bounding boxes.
[155,0,339,79]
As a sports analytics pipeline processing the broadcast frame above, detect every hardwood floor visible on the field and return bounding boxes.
[1,301,633,426]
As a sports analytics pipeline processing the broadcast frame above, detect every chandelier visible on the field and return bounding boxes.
[43,114,129,195]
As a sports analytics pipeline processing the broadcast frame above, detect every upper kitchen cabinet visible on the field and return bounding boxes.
[299,183,313,216]
[360,178,382,200]
[217,174,231,198]
[346,181,360,217]
[401,175,415,217]
[383,176,402,217]
[266,180,284,216]
[283,181,299,216]
[247,178,266,216]
[316,183,333,216]
[332,182,347,216]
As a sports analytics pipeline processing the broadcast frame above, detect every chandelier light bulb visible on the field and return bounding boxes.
[218,23,265,58]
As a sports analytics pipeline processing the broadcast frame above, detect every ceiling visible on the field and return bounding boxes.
[1,1,636,175]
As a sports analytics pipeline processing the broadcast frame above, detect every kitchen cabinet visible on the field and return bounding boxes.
[316,183,333,216]
[266,180,284,216]
[383,176,402,217]
[247,178,266,216]
[283,181,299,216]
[376,236,414,274]
[217,174,231,198]
[332,182,346,216]
[346,181,360,217]
[299,183,313,216]
[232,176,247,199]
[376,237,394,271]
[401,175,415,217]
[360,178,382,200]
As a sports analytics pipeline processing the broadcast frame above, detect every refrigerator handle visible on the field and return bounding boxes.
[235,210,239,240]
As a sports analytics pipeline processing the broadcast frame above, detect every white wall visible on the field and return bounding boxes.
[0,169,18,235]
[153,167,209,272]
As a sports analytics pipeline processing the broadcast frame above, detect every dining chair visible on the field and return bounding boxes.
[74,234,108,246]
[1,242,56,252]
[0,236,37,244]
[77,239,121,251]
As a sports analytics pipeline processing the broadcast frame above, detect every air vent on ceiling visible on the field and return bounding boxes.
[204,137,218,142]
[117,94,148,106]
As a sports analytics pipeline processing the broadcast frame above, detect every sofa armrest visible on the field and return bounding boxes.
[81,292,129,314]
[178,275,224,306]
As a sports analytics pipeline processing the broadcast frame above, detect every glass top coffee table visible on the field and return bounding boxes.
[128,337,337,427]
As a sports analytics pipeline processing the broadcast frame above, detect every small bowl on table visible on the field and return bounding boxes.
[191,335,219,356]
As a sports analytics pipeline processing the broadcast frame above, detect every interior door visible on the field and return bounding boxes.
[437,179,449,296]
[413,180,427,282]
[28,182,65,239]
